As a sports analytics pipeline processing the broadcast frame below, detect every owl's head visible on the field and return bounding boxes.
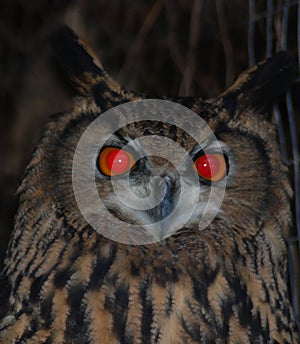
[29,27,296,245]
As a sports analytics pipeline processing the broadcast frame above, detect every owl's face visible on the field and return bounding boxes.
[94,118,226,241]
[39,28,296,247]
[47,96,283,245]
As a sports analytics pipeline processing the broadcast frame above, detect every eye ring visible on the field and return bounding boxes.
[98,147,136,177]
[193,153,227,182]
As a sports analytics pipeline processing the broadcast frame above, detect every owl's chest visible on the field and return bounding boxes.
[69,241,291,344]
[57,258,220,343]
[50,253,276,344]
[2,238,295,343]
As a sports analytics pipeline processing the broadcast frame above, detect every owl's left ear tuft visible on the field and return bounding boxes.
[49,26,105,95]
[49,26,140,109]
[220,52,297,114]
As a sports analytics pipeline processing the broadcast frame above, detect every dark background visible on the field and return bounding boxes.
[0,0,299,321]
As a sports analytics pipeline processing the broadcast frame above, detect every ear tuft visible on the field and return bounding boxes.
[221,52,297,113]
[49,26,105,95]
[49,26,139,109]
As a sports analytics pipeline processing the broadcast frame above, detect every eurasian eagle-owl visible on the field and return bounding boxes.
[0,26,299,343]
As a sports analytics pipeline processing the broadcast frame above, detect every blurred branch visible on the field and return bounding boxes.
[179,0,203,95]
[266,0,274,56]
[248,0,255,65]
[216,0,234,86]
[118,0,163,80]
[164,0,185,76]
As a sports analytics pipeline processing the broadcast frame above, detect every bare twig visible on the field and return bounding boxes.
[118,0,163,81]
[164,0,185,76]
[266,0,274,56]
[298,0,300,70]
[281,0,290,50]
[179,0,203,95]
[248,0,256,65]
[216,0,234,87]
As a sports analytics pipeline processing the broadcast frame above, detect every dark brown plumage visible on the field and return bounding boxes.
[0,27,299,343]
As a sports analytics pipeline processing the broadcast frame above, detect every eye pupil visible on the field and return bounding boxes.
[99,147,135,176]
[196,155,218,179]
[194,154,226,181]
[106,149,130,174]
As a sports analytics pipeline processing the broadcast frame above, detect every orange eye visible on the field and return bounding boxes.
[194,153,227,182]
[98,147,135,177]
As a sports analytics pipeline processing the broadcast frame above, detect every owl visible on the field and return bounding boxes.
[0,26,299,344]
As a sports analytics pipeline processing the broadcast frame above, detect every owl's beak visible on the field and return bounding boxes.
[146,175,177,223]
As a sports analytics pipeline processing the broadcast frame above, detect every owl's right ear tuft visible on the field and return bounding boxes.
[49,26,139,109]
[220,52,297,114]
